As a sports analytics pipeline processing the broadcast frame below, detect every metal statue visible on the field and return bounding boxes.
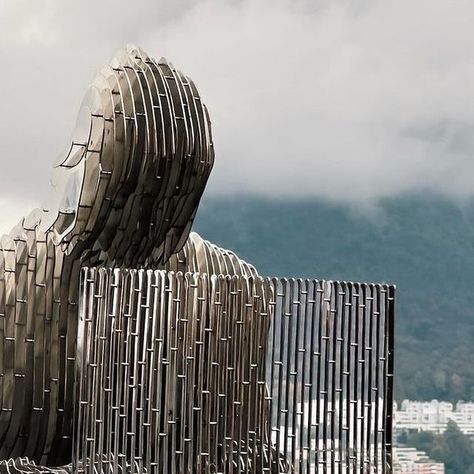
[76,269,394,473]
[0,45,261,466]
[0,46,395,473]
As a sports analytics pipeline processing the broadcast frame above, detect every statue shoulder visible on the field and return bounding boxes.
[165,232,258,277]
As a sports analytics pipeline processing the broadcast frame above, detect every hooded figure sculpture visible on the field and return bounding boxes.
[0,46,272,471]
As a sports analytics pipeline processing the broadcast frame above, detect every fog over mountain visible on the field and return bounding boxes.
[1,0,474,233]
[195,195,474,402]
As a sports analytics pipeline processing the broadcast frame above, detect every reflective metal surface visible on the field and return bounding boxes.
[75,269,395,473]
[0,45,216,467]
[0,458,70,474]
[0,45,395,473]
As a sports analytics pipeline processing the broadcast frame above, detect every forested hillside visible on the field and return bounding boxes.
[194,194,474,402]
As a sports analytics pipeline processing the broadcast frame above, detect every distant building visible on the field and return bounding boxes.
[394,400,474,435]
[394,447,445,474]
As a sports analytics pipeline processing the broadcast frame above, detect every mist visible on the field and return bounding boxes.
[1,0,473,232]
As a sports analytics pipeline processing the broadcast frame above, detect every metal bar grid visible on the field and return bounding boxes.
[74,268,395,473]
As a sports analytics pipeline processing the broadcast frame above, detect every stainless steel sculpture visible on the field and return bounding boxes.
[76,269,394,473]
[0,45,219,465]
[0,45,395,473]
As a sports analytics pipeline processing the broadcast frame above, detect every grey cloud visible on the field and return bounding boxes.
[1,0,473,232]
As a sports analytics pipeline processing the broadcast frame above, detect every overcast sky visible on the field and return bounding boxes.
[1,0,473,232]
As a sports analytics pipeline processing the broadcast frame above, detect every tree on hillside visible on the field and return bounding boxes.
[406,421,474,474]
[438,421,474,474]
[406,430,437,455]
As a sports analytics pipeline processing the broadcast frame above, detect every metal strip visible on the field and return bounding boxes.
[73,269,395,474]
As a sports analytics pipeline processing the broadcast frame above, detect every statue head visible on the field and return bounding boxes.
[41,45,214,266]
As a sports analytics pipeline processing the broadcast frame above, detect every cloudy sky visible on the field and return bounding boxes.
[0,0,473,232]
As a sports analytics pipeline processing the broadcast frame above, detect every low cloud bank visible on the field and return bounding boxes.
[1,0,473,231]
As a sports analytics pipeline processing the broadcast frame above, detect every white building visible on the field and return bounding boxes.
[394,400,474,435]
[394,446,445,474]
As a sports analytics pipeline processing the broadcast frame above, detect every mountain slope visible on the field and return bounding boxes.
[194,194,474,401]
